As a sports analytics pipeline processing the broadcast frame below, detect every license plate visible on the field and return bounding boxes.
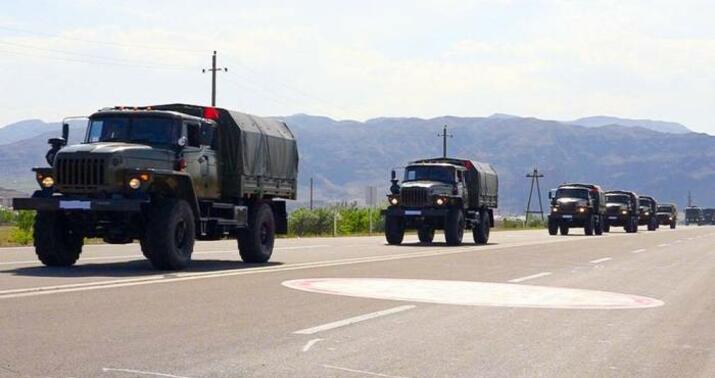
[609,216,618,220]
[404,210,422,216]
[561,215,573,219]
[60,200,91,210]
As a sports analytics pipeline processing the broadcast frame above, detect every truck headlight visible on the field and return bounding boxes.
[669,217,673,220]
[128,177,142,190]
[552,207,558,212]
[578,207,586,213]
[436,197,446,206]
[621,210,628,215]
[41,176,55,188]
[389,197,399,206]
[644,211,650,216]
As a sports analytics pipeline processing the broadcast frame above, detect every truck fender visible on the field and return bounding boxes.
[147,173,200,220]
[269,200,288,234]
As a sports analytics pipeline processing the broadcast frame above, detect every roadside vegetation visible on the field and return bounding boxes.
[499,217,548,229]
[0,208,35,246]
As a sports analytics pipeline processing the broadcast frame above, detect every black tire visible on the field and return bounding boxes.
[444,209,465,246]
[238,203,276,263]
[559,224,570,236]
[418,226,435,244]
[670,222,676,229]
[584,215,594,236]
[548,219,558,235]
[595,215,603,235]
[141,199,195,270]
[34,211,83,267]
[603,223,610,233]
[385,215,405,245]
[685,220,689,226]
[648,218,657,231]
[473,210,490,244]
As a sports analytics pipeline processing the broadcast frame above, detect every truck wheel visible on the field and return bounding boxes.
[444,209,465,246]
[559,224,569,236]
[473,210,490,244]
[142,199,195,270]
[385,216,405,245]
[648,218,657,231]
[670,222,676,229]
[548,219,558,235]
[595,216,603,235]
[418,227,435,244]
[34,211,83,267]
[603,223,610,233]
[584,216,594,236]
[238,203,275,263]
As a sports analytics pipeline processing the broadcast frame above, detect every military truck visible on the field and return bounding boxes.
[684,206,704,226]
[638,195,659,231]
[656,203,677,229]
[703,208,715,225]
[13,104,299,270]
[603,191,640,233]
[547,183,606,236]
[383,158,498,246]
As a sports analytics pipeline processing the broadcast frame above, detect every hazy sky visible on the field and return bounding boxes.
[1,0,714,132]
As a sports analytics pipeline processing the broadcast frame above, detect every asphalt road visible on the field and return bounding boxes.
[1,226,713,378]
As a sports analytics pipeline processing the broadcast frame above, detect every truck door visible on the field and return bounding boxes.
[182,121,219,199]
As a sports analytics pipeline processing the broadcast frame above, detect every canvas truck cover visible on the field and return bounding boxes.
[410,157,498,209]
[152,104,299,198]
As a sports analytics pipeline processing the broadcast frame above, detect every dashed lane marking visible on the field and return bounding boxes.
[293,305,416,335]
[508,272,552,283]
[101,367,192,378]
[590,257,612,264]
[632,249,647,254]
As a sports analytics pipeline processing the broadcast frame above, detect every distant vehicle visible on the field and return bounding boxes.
[638,195,659,231]
[656,203,678,229]
[684,206,704,226]
[703,208,715,225]
[13,104,299,270]
[548,183,606,236]
[603,191,640,233]
[383,158,498,246]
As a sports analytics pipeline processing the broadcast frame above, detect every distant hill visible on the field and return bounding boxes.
[1,115,712,213]
[0,119,61,144]
[569,116,691,134]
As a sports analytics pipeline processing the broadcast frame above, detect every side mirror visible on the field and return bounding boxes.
[391,170,396,180]
[62,123,69,141]
[548,189,555,199]
[178,136,188,147]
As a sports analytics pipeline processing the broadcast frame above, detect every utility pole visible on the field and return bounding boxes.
[309,177,314,210]
[688,190,693,207]
[202,51,228,106]
[438,125,453,158]
[525,168,545,225]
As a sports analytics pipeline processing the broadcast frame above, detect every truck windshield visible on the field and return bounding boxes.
[556,188,588,199]
[657,206,672,212]
[685,209,700,216]
[639,199,652,207]
[606,195,630,204]
[87,116,179,146]
[404,166,454,183]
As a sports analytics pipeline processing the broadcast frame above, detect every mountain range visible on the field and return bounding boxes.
[0,114,710,214]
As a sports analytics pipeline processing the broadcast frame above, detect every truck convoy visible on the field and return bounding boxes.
[13,104,299,270]
[547,183,606,236]
[603,191,640,233]
[656,203,678,229]
[638,195,659,231]
[684,206,704,226]
[383,158,498,246]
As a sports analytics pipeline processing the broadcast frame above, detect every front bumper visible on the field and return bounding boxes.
[13,196,148,212]
[549,212,589,226]
[605,213,630,226]
[382,207,449,217]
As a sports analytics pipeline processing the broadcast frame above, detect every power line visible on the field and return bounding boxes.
[0,48,194,71]
[0,25,204,53]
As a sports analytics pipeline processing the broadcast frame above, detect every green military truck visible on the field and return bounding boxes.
[703,208,715,225]
[548,183,606,236]
[656,203,677,229]
[684,206,704,226]
[603,191,639,233]
[383,158,498,246]
[638,195,659,231]
[13,104,298,270]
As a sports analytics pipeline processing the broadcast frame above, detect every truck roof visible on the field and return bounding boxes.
[93,108,210,123]
[409,158,497,175]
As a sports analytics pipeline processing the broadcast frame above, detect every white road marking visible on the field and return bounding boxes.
[508,272,552,283]
[102,367,191,378]
[0,236,590,300]
[0,245,330,266]
[293,305,416,335]
[301,338,324,352]
[658,244,669,247]
[322,364,409,378]
[590,257,612,264]
[632,249,647,254]
[284,278,664,310]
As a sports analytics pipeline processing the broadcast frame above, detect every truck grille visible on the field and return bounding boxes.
[401,187,430,207]
[56,157,106,188]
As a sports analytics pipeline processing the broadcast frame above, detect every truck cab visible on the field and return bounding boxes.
[684,206,704,226]
[548,183,605,236]
[603,190,639,233]
[656,203,678,229]
[638,195,659,231]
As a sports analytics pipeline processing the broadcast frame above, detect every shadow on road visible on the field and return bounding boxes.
[2,259,283,278]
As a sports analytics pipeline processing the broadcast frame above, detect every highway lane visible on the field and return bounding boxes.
[0,226,713,377]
